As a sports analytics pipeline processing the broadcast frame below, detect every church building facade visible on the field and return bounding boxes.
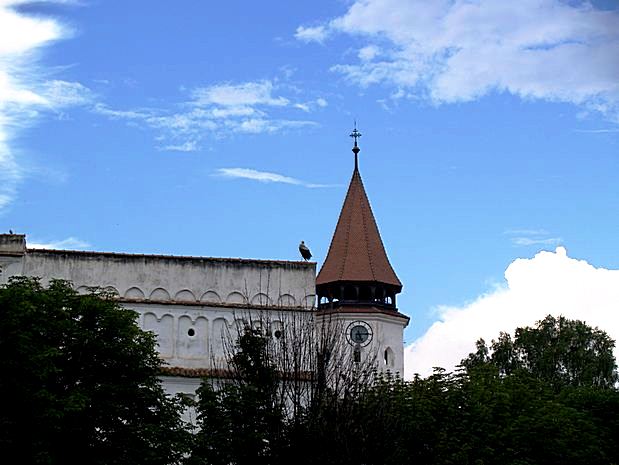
[0,132,409,398]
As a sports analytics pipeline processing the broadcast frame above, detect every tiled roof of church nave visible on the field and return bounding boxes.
[316,166,401,289]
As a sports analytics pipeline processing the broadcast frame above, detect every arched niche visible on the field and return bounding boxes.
[210,317,232,362]
[76,285,90,295]
[175,289,197,302]
[143,312,174,357]
[200,290,221,303]
[226,291,247,305]
[383,347,395,368]
[149,288,171,301]
[103,286,119,296]
[303,294,316,309]
[124,286,145,299]
[251,293,271,306]
[176,315,208,359]
[278,294,296,307]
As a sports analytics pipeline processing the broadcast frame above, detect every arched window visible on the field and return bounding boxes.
[383,347,395,367]
[353,346,361,364]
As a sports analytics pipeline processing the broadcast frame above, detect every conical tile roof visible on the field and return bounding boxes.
[316,166,402,289]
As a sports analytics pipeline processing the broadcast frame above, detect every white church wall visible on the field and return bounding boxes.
[318,310,408,377]
[5,249,315,307]
[0,237,317,373]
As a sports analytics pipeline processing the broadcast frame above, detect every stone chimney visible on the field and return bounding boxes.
[0,234,26,256]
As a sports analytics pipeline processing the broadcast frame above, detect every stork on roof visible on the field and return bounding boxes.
[299,240,312,261]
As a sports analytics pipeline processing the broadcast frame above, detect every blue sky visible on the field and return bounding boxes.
[1,0,619,373]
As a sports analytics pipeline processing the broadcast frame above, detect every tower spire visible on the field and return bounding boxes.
[349,121,362,170]
[317,128,402,312]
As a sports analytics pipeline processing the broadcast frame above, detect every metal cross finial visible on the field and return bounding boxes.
[350,122,362,147]
[350,122,362,169]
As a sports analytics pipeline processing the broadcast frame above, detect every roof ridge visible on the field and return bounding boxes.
[339,186,354,281]
[357,173,377,281]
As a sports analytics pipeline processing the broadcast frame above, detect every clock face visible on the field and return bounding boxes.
[346,321,373,347]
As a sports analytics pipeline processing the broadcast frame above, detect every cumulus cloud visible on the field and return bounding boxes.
[297,0,619,121]
[404,247,619,379]
[215,167,333,188]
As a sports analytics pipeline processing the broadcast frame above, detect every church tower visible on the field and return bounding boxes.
[316,127,409,375]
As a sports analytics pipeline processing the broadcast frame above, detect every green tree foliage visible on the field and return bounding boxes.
[189,328,286,465]
[463,314,618,389]
[191,314,619,465]
[0,277,189,465]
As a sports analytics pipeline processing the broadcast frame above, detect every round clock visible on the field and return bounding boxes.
[346,321,373,347]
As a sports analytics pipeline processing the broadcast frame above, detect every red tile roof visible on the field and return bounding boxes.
[316,167,401,288]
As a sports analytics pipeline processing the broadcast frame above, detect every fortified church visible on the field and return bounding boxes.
[0,130,409,399]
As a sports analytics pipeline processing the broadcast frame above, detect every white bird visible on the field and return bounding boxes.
[299,241,312,261]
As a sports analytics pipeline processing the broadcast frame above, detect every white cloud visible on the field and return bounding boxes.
[294,25,329,43]
[29,236,90,250]
[511,236,562,246]
[404,247,619,379]
[94,79,317,146]
[574,128,619,133]
[41,80,94,107]
[209,106,257,118]
[91,103,150,120]
[504,228,562,247]
[294,98,329,113]
[192,81,288,107]
[157,140,198,152]
[217,167,303,185]
[358,45,380,62]
[216,167,334,188]
[315,98,328,107]
[0,1,87,213]
[0,1,64,57]
[299,0,619,120]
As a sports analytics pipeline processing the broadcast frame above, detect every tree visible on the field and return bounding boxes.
[0,277,189,465]
[189,309,379,465]
[463,315,618,389]
[190,328,286,465]
[188,313,619,464]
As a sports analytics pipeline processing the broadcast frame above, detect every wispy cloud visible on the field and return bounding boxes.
[294,25,329,44]
[215,167,334,188]
[192,81,288,107]
[157,140,199,152]
[297,0,619,122]
[40,80,94,107]
[92,79,320,149]
[573,128,619,133]
[504,229,549,236]
[511,237,563,246]
[29,236,91,250]
[504,229,562,247]
[92,103,151,120]
[0,1,90,213]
